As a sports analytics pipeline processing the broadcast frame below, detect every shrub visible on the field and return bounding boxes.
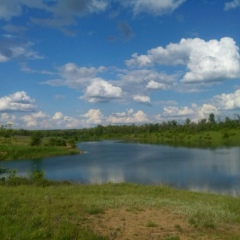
[47,137,66,147]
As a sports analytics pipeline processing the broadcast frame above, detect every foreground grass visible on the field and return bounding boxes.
[0,178,240,240]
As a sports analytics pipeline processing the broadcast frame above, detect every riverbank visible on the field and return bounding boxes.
[0,178,239,240]
[115,129,240,148]
[0,135,81,161]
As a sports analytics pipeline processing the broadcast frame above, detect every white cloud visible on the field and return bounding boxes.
[52,112,64,120]
[0,91,36,112]
[133,95,151,104]
[197,104,218,120]
[0,113,16,125]
[107,109,148,124]
[213,89,240,110]
[157,103,218,122]
[43,63,106,89]
[60,63,105,81]
[82,109,104,125]
[146,80,169,90]
[224,0,240,10]
[163,106,195,117]
[22,111,48,128]
[158,89,240,122]
[20,111,81,129]
[83,78,122,103]
[126,37,240,84]
[119,69,177,94]
[45,63,177,104]
[127,53,152,67]
[120,0,186,16]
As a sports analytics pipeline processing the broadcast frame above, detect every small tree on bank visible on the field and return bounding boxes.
[30,131,42,146]
[0,124,12,178]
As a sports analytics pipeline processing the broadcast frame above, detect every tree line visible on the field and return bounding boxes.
[1,113,240,141]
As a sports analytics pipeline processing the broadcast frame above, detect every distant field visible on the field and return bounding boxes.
[121,129,240,148]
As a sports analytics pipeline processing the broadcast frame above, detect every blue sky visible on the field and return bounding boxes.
[0,0,240,129]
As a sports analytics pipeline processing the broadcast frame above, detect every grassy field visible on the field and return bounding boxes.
[121,129,240,148]
[0,176,240,240]
[1,128,240,239]
[0,135,80,160]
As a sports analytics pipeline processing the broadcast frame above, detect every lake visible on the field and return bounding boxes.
[1,140,240,195]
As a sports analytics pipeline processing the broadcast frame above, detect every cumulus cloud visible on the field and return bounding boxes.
[43,63,106,88]
[0,113,16,125]
[20,111,81,129]
[133,95,151,105]
[157,89,240,122]
[83,78,123,103]
[22,111,48,127]
[119,69,177,94]
[0,91,36,112]
[126,37,240,83]
[224,0,240,10]
[162,106,195,117]
[146,80,169,90]
[52,112,64,120]
[82,109,104,125]
[120,0,186,16]
[107,109,148,124]
[44,62,177,104]
[212,89,240,110]
[156,103,217,122]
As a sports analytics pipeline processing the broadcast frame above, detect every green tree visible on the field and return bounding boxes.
[185,118,191,126]
[208,113,216,124]
[30,131,42,146]
[0,124,11,177]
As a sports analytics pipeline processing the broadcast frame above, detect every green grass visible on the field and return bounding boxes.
[121,128,240,148]
[0,145,80,160]
[0,136,80,160]
[0,178,240,239]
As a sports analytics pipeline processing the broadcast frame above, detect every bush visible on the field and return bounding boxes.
[30,132,42,146]
[47,137,66,147]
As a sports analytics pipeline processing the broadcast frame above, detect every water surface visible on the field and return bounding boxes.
[2,141,240,195]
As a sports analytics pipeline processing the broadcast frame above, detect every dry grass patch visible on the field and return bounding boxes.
[85,207,237,240]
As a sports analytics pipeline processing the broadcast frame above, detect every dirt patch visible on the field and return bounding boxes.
[85,208,210,240]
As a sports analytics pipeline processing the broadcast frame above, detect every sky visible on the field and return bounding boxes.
[0,0,240,130]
